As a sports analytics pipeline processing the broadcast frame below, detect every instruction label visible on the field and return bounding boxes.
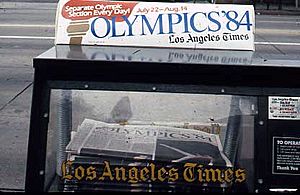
[269,96,300,120]
[273,137,300,175]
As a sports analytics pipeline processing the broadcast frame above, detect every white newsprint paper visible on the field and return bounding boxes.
[66,119,232,167]
[55,0,255,51]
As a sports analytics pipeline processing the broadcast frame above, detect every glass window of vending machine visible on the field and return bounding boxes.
[25,45,300,193]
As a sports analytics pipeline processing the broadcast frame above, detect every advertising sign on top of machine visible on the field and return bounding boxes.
[55,0,255,50]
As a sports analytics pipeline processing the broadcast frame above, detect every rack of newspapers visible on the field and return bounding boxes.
[62,118,238,192]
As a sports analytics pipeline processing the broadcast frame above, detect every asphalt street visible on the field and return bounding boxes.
[0,1,299,191]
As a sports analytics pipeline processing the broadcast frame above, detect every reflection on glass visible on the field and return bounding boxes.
[45,90,257,192]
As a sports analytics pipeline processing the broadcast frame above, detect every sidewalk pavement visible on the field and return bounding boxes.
[0,2,57,10]
[255,3,300,15]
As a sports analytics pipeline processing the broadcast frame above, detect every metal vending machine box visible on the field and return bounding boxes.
[25,45,300,193]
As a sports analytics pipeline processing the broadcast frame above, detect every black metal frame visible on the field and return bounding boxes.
[25,46,300,192]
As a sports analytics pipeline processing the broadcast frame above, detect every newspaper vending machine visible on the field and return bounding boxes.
[25,0,300,193]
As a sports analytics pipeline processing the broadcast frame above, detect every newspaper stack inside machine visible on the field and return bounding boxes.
[62,118,238,192]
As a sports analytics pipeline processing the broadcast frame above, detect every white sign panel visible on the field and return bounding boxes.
[269,96,300,120]
[55,0,255,51]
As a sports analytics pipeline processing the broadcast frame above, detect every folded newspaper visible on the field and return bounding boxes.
[66,119,232,167]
